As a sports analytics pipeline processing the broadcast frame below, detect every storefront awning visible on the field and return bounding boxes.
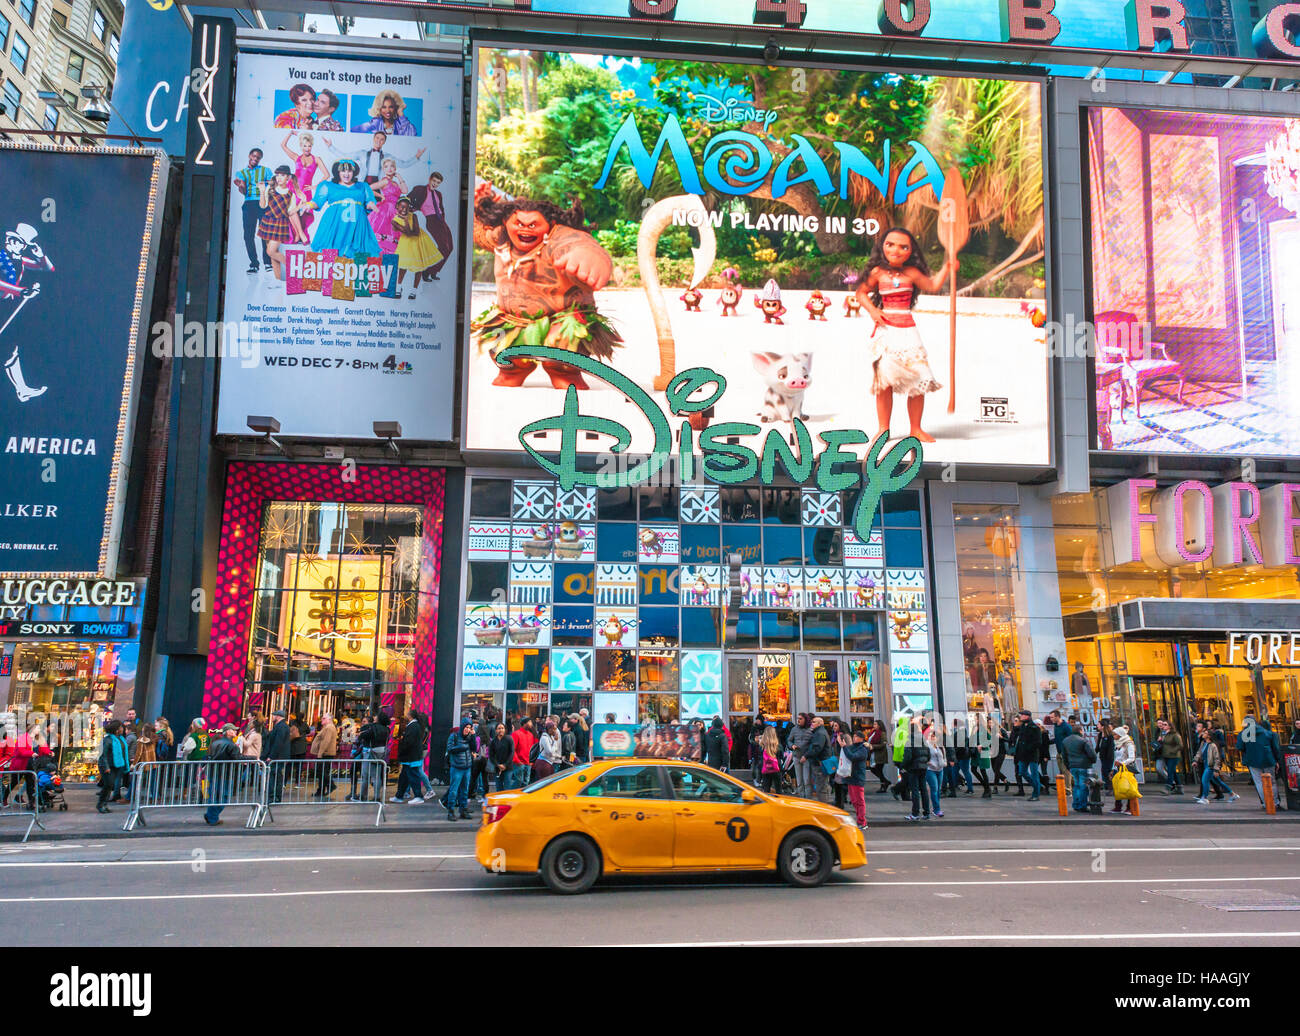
[1115,598,1300,636]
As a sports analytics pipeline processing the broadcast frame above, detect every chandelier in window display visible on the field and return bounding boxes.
[1265,119,1300,217]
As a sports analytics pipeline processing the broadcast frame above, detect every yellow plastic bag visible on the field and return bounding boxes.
[1111,764,1141,801]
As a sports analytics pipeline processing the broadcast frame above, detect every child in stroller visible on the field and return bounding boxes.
[31,747,67,811]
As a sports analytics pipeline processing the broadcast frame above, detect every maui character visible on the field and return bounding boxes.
[472,184,621,390]
[843,295,863,318]
[680,286,704,312]
[718,283,743,317]
[754,279,786,324]
[806,289,831,321]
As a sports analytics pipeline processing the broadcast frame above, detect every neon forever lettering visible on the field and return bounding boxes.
[593,111,945,204]
[495,345,923,541]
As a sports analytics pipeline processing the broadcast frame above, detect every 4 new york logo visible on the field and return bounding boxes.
[284,247,399,300]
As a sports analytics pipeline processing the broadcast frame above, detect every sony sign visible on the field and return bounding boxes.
[1103,479,1300,570]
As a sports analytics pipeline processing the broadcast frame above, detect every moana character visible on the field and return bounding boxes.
[718,283,742,316]
[891,610,915,648]
[806,289,831,321]
[472,184,621,390]
[754,279,786,324]
[843,295,863,318]
[554,521,585,559]
[856,227,958,444]
[680,286,703,312]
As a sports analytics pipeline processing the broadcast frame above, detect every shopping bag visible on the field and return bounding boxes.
[1111,764,1141,801]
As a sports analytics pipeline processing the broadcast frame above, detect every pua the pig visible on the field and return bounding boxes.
[752,351,813,423]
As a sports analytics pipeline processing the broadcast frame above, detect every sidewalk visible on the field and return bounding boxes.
[0,781,1292,841]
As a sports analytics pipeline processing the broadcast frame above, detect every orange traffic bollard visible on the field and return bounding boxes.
[1264,773,1277,815]
[1055,775,1067,815]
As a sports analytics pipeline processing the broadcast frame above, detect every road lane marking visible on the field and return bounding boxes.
[2,873,1298,904]
[605,931,1300,947]
[0,853,476,868]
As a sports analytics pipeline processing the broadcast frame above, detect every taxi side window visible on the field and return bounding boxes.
[666,767,745,803]
[577,766,664,799]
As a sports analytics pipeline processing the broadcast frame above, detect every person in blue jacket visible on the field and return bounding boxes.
[96,720,130,814]
[1238,714,1282,810]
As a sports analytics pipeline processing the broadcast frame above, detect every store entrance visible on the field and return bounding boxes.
[725,653,791,770]
[1130,676,1191,773]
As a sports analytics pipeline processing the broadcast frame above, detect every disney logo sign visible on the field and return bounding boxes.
[697,92,780,130]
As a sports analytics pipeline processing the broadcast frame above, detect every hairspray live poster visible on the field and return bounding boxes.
[218,49,462,440]
[465,48,1051,467]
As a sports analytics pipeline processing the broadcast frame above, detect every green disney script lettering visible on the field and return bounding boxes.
[496,344,923,541]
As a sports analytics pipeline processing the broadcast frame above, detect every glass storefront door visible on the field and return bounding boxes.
[793,653,881,735]
[1130,676,1190,771]
[725,653,792,768]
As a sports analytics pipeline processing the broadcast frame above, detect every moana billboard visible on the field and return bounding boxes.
[465,48,1051,468]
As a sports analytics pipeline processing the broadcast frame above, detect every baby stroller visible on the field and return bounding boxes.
[32,748,67,811]
[37,769,67,811]
[779,750,798,796]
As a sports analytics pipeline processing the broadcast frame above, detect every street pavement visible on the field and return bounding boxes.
[1,821,1297,946]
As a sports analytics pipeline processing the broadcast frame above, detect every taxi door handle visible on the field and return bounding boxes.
[580,806,602,814]
[675,809,696,817]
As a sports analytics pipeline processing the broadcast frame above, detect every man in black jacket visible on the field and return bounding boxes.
[1014,710,1043,801]
[204,725,243,826]
[704,717,729,771]
[901,721,932,820]
[262,710,291,804]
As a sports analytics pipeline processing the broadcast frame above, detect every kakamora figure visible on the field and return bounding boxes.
[471,183,621,389]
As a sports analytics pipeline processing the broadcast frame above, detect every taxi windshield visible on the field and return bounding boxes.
[522,765,591,793]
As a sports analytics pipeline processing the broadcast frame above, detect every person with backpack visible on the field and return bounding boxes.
[444,720,474,821]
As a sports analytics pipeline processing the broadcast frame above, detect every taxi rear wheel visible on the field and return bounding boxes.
[540,834,601,895]
[776,829,834,888]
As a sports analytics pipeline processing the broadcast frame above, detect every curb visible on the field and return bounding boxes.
[8,812,1295,842]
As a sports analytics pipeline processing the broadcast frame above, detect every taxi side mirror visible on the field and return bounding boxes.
[741,790,758,804]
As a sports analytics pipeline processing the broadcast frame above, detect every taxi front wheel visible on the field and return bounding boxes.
[777,829,834,888]
[540,834,601,895]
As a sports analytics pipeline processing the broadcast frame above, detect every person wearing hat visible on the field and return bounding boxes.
[1,221,54,403]
[262,709,292,804]
[204,724,243,826]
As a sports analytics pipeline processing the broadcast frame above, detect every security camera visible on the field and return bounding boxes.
[763,38,780,62]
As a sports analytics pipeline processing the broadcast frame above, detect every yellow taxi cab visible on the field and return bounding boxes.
[474,759,866,894]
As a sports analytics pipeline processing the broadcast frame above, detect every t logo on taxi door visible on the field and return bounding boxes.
[726,817,749,842]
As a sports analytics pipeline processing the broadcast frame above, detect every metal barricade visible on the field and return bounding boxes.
[262,757,387,827]
[124,760,266,831]
[0,769,44,842]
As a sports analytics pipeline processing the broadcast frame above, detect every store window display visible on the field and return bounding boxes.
[245,501,428,728]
